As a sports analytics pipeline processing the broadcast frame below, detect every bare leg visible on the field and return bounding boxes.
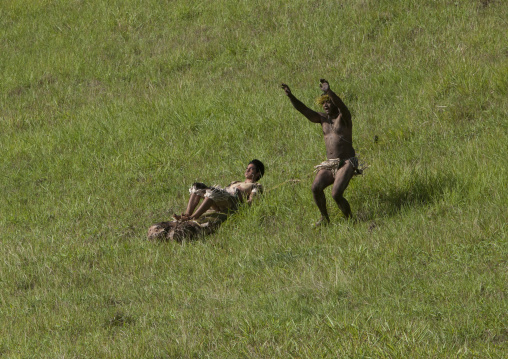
[184,193,202,217]
[311,170,335,224]
[190,197,216,220]
[331,161,355,219]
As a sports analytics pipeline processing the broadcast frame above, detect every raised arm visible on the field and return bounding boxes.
[319,79,351,123]
[281,83,322,124]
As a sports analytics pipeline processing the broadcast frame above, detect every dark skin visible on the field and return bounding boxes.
[281,79,356,223]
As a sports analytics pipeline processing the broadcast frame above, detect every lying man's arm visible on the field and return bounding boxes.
[246,184,263,205]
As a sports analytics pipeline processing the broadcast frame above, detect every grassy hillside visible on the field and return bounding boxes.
[1,0,507,357]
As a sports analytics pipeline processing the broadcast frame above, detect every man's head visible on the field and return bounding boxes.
[315,94,330,106]
[246,159,264,181]
[316,94,336,115]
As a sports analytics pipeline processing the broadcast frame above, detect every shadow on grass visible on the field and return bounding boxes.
[356,172,460,221]
[104,311,136,328]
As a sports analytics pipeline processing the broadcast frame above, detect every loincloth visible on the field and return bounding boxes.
[314,157,361,177]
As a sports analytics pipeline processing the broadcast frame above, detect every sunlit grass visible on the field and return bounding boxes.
[1,0,507,357]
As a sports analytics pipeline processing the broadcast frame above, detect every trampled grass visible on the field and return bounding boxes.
[1,0,507,357]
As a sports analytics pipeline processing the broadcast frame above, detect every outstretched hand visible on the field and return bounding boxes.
[281,83,291,96]
[319,79,330,93]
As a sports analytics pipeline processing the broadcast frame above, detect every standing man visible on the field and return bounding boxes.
[281,79,360,226]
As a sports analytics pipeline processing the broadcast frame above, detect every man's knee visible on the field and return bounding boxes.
[312,181,326,194]
[331,189,344,202]
[312,170,334,194]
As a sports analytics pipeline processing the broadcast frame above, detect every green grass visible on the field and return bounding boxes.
[1,0,507,357]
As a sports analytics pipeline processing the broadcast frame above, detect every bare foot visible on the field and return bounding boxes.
[173,213,190,221]
[312,217,330,228]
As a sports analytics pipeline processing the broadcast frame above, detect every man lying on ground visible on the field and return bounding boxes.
[147,159,265,242]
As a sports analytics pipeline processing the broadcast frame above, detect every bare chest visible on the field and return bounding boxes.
[321,117,349,136]
[228,181,255,193]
